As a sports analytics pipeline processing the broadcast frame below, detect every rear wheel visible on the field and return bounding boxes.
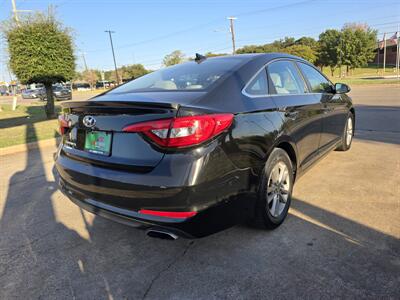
[253,148,294,229]
[336,113,354,151]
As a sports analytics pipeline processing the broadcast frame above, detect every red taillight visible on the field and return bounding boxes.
[138,209,197,219]
[123,113,233,148]
[58,115,69,135]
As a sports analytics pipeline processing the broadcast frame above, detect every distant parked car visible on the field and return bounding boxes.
[22,89,43,99]
[72,83,91,91]
[40,86,72,101]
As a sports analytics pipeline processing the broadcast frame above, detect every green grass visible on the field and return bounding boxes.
[323,66,396,78]
[0,102,60,148]
[322,65,400,85]
[328,78,400,85]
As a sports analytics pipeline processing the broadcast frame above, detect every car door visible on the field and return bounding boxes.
[296,62,348,151]
[266,60,324,169]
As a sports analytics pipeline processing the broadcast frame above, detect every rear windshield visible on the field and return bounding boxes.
[108,58,244,93]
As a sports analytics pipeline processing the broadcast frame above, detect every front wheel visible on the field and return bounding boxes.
[252,148,294,229]
[336,113,354,151]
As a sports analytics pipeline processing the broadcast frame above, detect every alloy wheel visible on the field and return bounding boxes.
[346,117,353,146]
[267,161,290,218]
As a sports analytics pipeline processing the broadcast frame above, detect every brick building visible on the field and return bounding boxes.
[373,39,398,67]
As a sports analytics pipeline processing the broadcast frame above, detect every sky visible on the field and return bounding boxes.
[0,0,399,82]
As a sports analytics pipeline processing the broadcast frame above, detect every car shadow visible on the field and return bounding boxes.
[0,124,399,299]
[0,105,61,129]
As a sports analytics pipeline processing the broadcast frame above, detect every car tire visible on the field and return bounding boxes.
[252,148,294,230]
[336,113,354,151]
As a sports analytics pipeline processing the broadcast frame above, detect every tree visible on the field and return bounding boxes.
[204,52,227,57]
[120,64,149,80]
[282,44,317,63]
[237,43,282,54]
[317,29,341,76]
[82,70,98,89]
[163,50,185,66]
[237,45,268,54]
[340,23,377,75]
[294,36,318,50]
[278,37,296,48]
[3,11,75,118]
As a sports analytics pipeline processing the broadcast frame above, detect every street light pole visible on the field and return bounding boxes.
[227,17,237,55]
[105,30,120,84]
[11,0,19,22]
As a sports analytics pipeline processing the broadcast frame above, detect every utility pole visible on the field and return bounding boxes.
[339,37,343,78]
[82,52,89,72]
[396,25,399,79]
[9,0,32,109]
[10,0,31,23]
[383,33,387,75]
[81,52,94,90]
[227,17,237,55]
[11,0,19,22]
[376,39,380,73]
[105,30,120,85]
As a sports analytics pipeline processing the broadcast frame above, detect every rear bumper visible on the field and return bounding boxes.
[54,94,72,100]
[54,143,256,238]
[58,176,193,237]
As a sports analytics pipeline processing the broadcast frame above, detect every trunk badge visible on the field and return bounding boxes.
[83,115,96,128]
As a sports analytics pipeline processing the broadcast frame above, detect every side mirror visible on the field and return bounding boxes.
[334,83,351,94]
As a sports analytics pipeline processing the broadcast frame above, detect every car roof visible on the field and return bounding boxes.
[205,52,308,64]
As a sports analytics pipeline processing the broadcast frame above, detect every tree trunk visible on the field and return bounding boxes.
[44,82,56,119]
[330,67,334,77]
[346,65,349,77]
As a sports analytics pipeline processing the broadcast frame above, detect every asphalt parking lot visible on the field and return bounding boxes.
[0,85,399,299]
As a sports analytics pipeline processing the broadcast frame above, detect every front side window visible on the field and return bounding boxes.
[244,69,268,96]
[297,62,332,93]
[267,61,307,95]
[108,58,244,93]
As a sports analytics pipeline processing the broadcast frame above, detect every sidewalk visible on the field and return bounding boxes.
[0,138,59,156]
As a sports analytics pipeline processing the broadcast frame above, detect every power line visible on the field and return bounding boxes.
[234,0,316,17]
[85,0,316,53]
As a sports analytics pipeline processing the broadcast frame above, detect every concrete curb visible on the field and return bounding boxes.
[0,138,60,156]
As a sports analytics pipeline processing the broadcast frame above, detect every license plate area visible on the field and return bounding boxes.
[84,131,112,156]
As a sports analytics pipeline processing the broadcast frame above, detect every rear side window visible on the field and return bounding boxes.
[244,69,268,96]
[267,61,307,95]
[297,62,332,93]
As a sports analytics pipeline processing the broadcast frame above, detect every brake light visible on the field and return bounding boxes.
[123,113,233,148]
[58,115,69,135]
[138,209,197,219]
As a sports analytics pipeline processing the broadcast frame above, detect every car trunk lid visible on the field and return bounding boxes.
[60,100,180,171]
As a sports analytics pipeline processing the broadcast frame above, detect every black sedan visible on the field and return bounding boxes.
[55,53,354,239]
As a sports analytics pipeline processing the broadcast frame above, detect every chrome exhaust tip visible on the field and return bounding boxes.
[146,229,179,240]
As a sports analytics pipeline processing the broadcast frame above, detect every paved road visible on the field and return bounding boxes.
[0,85,399,299]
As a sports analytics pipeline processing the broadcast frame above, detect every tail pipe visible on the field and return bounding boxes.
[146,228,179,240]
